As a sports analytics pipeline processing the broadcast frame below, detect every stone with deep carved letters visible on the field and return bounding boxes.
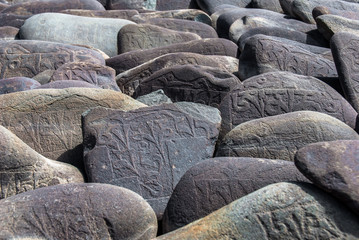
[0,183,157,239]
[0,77,40,94]
[82,104,219,219]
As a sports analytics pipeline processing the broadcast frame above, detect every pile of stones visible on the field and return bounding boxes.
[0,0,358,239]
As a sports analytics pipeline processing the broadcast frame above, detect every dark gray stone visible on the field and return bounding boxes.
[35,80,100,89]
[0,77,40,94]
[136,89,173,106]
[195,0,251,14]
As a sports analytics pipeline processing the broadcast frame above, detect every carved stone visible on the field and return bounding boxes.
[59,9,139,20]
[238,34,337,80]
[51,62,119,91]
[219,72,357,138]
[0,183,157,239]
[316,14,359,41]
[0,126,83,199]
[146,18,218,38]
[130,65,241,108]
[136,89,173,106]
[0,40,105,79]
[155,182,359,239]
[295,140,359,215]
[0,13,28,28]
[106,38,238,74]
[331,32,359,112]
[82,104,219,219]
[0,0,105,15]
[0,88,146,170]
[115,52,239,85]
[0,77,40,94]
[19,13,135,57]
[117,24,201,54]
[35,80,100,89]
[195,0,251,15]
[216,111,359,161]
[313,6,359,21]
[163,157,309,232]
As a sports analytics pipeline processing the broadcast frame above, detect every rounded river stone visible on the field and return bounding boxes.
[35,80,100,89]
[0,77,40,94]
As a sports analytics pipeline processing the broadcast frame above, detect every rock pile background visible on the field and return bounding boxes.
[0,0,358,239]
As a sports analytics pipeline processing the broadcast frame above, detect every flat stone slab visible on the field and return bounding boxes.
[156,182,359,239]
[0,88,145,170]
[0,40,105,79]
[131,64,241,108]
[316,14,359,41]
[196,0,251,15]
[162,157,309,232]
[0,183,157,239]
[313,6,359,21]
[0,125,83,199]
[106,38,238,74]
[136,89,173,106]
[82,104,219,219]
[19,13,135,57]
[0,77,40,94]
[295,140,359,215]
[216,111,359,161]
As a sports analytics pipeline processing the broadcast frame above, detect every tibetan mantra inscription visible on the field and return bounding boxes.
[82,105,219,219]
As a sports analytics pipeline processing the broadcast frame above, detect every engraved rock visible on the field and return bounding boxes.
[136,89,173,106]
[82,104,219,219]
[195,0,251,15]
[216,111,359,161]
[162,157,309,232]
[106,38,238,74]
[146,18,218,38]
[295,140,359,215]
[51,62,119,91]
[331,32,359,112]
[32,69,55,85]
[0,40,105,79]
[0,183,157,239]
[0,77,40,94]
[35,80,100,89]
[0,0,105,16]
[115,52,239,85]
[238,34,337,80]
[0,26,18,40]
[59,9,139,20]
[19,13,135,57]
[117,24,201,54]
[0,125,84,199]
[0,88,146,170]
[131,64,241,108]
[155,182,359,239]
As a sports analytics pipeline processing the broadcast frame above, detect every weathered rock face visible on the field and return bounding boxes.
[155,0,197,11]
[218,71,357,137]
[19,13,135,57]
[0,13,28,28]
[251,0,283,13]
[136,89,173,106]
[195,0,252,15]
[216,111,359,161]
[0,0,105,16]
[331,32,359,112]
[162,157,309,232]
[0,88,146,170]
[105,0,156,10]
[238,34,337,80]
[0,26,18,40]
[131,65,241,108]
[117,24,201,54]
[0,40,105,79]
[50,62,119,91]
[0,183,158,239]
[59,9,139,19]
[156,182,359,240]
[0,125,84,199]
[82,104,219,219]
[106,38,238,74]
[316,14,359,41]
[313,6,359,21]
[295,140,359,215]
[35,80,100,89]
[0,77,40,94]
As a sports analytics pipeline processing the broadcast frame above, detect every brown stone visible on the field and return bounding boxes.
[35,80,100,89]
[0,13,28,28]
[0,26,18,40]
[0,77,40,94]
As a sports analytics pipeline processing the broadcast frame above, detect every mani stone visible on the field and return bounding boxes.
[0,13,28,28]
[0,40,105,79]
[0,26,18,40]
[115,52,239,86]
[117,24,201,54]
[155,182,359,240]
[313,6,359,21]
[136,89,173,106]
[0,125,84,199]
[0,183,157,239]
[296,140,359,215]
[50,62,119,91]
[19,13,135,57]
[59,9,139,20]
[216,111,359,162]
[0,88,146,170]
[316,14,359,41]
[0,77,40,94]
[238,34,337,80]
[331,32,359,112]
[162,157,309,232]
[82,104,219,219]
[35,80,100,89]
[131,65,241,108]
[218,71,357,138]
[106,38,238,74]
[0,0,105,16]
